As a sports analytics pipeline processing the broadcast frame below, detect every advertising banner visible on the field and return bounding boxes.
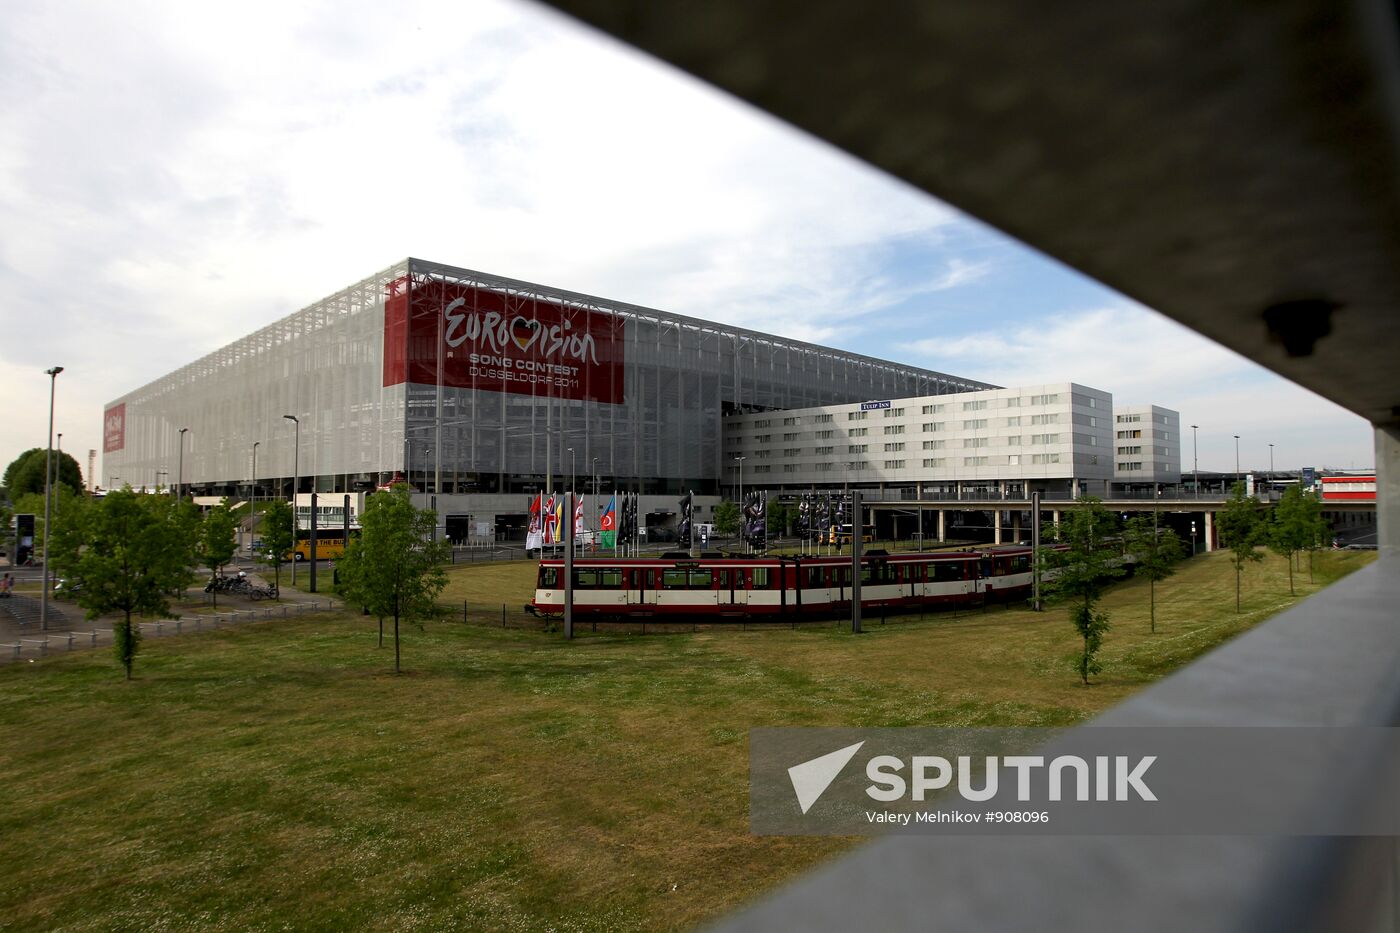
[383,277,625,404]
[103,403,126,453]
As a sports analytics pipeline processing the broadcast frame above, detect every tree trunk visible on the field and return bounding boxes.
[393,612,401,674]
[1287,553,1295,596]
[123,609,133,680]
[1149,575,1156,634]
[378,615,384,648]
[1235,564,1241,612]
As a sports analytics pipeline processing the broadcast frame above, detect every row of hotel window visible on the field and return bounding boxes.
[1114,413,1173,424]
[738,453,1067,474]
[741,414,1103,444]
[733,393,1090,430]
[737,433,1092,459]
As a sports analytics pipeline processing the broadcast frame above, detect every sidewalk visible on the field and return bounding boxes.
[0,571,343,665]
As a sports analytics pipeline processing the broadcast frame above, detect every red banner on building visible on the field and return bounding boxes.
[103,403,126,453]
[382,277,625,404]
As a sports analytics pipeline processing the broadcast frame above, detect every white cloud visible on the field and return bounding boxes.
[0,0,1374,481]
[914,305,1374,472]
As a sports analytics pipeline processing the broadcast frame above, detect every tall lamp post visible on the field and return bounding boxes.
[734,456,745,505]
[1233,434,1241,490]
[1190,424,1199,495]
[40,365,63,632]
[53,433,62,522]
[251,441,260,505]
[284,414,300,584]
[177,427,190,500]
[1268,443,1275,474]
[591,457,599,531]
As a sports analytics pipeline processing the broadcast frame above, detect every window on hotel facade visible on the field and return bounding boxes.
[964,437,988,448]
[1116,429,1142,439]
[921,403,946,414]
[1031,453,1060,464]
[922,440,945,450]
[963,400,988,411]
[1031,413,1058,425]
[848,444,868,453]
[755,434,771,443]
[816,429,834,439]
[814,462,833,472]
[850,427,868,437]
[884,425,905,435]
[848,411,866,421]
[1029,393,1060,405]
[1006,416,1021,426]
[963,456,988,466]
[783,432,799,441]
[923,422,944,432]
[1118,461,1143,471]
[1006,435,1022,446]
[783,417,798,426]
[754,419,771,428]
[963,418,987,430]
[1118,445,1142,455]
[813,414,833,423]
[815,445,833,455]
[784,448,801,457]
[884,407,904,417]
[1031,433,1060,444]
[922,458,945,467]
[884,442,905,452]
[884,460,905,469]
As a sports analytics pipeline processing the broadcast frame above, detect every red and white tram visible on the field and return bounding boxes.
[528,546,1039,621]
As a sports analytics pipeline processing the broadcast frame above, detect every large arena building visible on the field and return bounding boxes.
[102,258,992,538]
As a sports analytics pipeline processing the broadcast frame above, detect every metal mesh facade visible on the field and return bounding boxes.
[103,258,993,497]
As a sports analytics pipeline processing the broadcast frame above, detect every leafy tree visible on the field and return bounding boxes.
[765,501,790,538]
[52,490,198,679]
[336,486,450,673]
[1040,496,1124,685]
[258,499,295,597]
[200,503,239,605]
[1217,481,1265,612]
[713,500,740,537]
[1299,490,1329,583]
[1122,514,1186,633]
[1267,486,1314,596]
[3,448,84,499]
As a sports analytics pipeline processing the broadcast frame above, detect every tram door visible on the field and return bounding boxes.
[627,568,654,609]
[730,568,749,607]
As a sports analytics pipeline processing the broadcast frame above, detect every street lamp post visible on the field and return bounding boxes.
[284,415,300,584]
[1233,434,1241,490]
[40,365,63,632]
[53,433,62,522]
[177,427,190,500]
[1268,443,1275,474]
[734,456,745,506]
[1190,424,1199,495]
[251,441,260,505]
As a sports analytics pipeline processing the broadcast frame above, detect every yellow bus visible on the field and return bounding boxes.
[290,531,355,562]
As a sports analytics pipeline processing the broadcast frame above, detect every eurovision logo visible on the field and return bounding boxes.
[443,299,601,367]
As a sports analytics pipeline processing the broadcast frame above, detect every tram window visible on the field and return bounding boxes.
[835,567,851,585]
[752,568,771,588]
[598,569,623,588]
[662,570,689,589]
[932,561,963,582]
[860,565,874,584]
[980,559,992,578]
[1010,555,1031,573]
[540,567,559,588]
[573,570,598,589]
[806,567,823,587]
[688,569,714,588]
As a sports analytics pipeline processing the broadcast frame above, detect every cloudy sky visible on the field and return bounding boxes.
[0,0,1375,485]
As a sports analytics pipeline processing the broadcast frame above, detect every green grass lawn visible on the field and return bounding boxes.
[0,548,1373,931]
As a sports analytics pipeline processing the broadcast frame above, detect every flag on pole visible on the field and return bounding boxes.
[543,493,557,545]
[553,494,566,544]
[600,494,616,548]
[573,494,586,536]
[526,494,543,551]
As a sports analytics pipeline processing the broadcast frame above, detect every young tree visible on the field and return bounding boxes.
[200,503,239,605]
[1267,486,1312,596]
[1300,490,1329,583]
[258,499,295,597]
[713,500,740,537]
[55,489,198,680]
[1122,513,1186,633]
[1216,481,1265,612]
[1040,496,1124,685]
[336,486,450,673]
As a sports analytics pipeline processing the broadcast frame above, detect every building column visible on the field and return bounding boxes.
[1052,510,1061,535]
[1378,425,1400,566]
[937,509,946,542]
[994,509,1002,545]
[1204,510,1215,552]
[1012,511,1021,543]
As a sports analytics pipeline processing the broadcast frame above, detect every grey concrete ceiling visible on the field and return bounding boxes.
[547,0,1400,427]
